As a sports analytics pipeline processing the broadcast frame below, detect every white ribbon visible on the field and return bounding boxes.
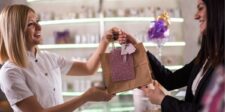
[121,43,136,62]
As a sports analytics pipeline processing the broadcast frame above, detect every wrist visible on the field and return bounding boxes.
[98,39,109,53]
[101,39,109,46]
[159,94,166,105]
[81,91,91,103]
[132,40,138,45]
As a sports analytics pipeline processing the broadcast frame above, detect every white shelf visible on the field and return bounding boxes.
[39,17,184,25]
[63,91,133,97]
[144,42,186,47]
[38,43,99,49]
[27,0,39,2]
[110,107,134,112]
[63,86,185,97]
[39,18,100,25]
[80,107,134,112]
[97,65,183,72]
[104,17,184,23]
[38,42,186,49]
[27,0,88,3]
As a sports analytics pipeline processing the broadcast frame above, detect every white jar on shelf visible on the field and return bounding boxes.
[74,35,81,44]
[117,8,125,17]
[174,8,181,18]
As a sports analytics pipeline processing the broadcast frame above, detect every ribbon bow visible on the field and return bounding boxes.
[121,43,136,62]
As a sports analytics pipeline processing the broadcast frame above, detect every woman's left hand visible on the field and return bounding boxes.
[141,80,166,105]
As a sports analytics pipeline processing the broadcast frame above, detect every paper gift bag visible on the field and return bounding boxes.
[101,43,153,94]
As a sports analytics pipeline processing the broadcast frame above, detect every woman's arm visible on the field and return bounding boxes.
[17,95,86,112]
[160,96,196,112]
[67,28,124,76]
[16,87,113,112]
[142,81,196,112]
[67,40,108,76]
[117,30,194,90]
[147,51,195,90]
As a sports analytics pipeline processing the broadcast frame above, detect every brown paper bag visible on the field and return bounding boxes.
[101,43,153,94]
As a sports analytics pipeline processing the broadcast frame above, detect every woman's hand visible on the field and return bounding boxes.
[117,30,138,45]
[83,87,114,102]
[102,27,138,45]
[102,27,125,45]
[141,80,166,105]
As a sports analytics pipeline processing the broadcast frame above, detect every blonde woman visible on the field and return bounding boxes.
[0,4,121,112]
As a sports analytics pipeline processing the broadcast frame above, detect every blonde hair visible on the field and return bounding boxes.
[0,5,35,67]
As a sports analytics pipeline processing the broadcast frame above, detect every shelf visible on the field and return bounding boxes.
[38,41,186,49]
[38,43,99,49]
[97,65,183,72]
[144,42,186,47]
[38,17,184,25]
[39,18,100,25]
[27,0,39,2]
[110,107,134,112]
[80,107,134,112]
[63,91,133,97]
[27,0,88,3]
[104,17,184,23]
[63,83,185,97]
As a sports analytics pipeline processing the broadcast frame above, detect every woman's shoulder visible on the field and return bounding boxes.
[38,50,63,63]
[0,61,24,85]
[0,61,21,71]
[0,61,22,77]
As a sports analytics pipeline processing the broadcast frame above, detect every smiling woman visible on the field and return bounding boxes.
[0,4,119,112]
[118,0,224,111]
[194,0,207,34]
[143,0,224,111]
[26,11,42,48]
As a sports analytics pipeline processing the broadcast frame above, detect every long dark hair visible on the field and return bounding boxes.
[195,0,224,68]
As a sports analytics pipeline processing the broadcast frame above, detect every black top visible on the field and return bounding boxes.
[0,64,7,101]
[146,51,214,112]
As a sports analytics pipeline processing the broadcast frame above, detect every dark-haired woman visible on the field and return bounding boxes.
[119,0,224,111]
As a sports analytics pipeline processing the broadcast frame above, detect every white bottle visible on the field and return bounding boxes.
[76,35,82,44]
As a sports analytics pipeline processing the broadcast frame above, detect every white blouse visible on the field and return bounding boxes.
[192,60,208,95]
[0,50,73,112]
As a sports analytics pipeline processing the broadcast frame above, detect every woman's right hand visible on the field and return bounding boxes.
[141,81,165,105]
[83,87,114,102]
[102,27,138,45]
[102,27,125,45]
[117,30,138,45]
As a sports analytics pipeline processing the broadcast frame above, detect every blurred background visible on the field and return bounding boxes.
[0,0,201,112]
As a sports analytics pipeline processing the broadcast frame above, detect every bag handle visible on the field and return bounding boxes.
[111,32,119,49]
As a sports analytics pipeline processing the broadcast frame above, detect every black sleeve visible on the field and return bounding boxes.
[161,95,197,112]
[146,51,194,90]
[0,64,7,101]
[0,89,6,101]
